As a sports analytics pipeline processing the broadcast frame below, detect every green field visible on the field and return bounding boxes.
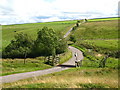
[2,20,76,50]
[73,20,118,39]
[76,39,118,51]
[71,19,118,53]
[3,68,118,88]
[88,17,119,22]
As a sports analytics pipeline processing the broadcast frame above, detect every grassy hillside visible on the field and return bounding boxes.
[2,20,76,50]
[3,68,118,88]
[88,17,119,22]
[73,20,118,39]
[75,39,118,51]
[71,20,118,53]
[70,19,119,69]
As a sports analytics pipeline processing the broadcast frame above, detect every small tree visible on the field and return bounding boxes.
[76,23,79,27]
[69,35,76,43]
[77,20,80,23]
[85,19,88,22]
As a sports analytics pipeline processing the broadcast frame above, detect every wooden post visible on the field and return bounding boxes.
[44,56,46,63]
[52,56,55,66]
[48,56,50,64]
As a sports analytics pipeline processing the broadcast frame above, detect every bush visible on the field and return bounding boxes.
[72,26,77,30]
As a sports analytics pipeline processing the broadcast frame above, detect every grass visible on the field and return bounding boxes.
[2,68,118,88]
[71,19,119,54]
[2,20,76,51]
[82,57,118,69]
[70,19,119,68]
[2,58,52,76]
[75,39,118,51]
[72,44,118,69]
[59,49,72,64]
[1,18,119,88]
[88,17,119,22]
[1,49,72,76]
[73,20,118,39]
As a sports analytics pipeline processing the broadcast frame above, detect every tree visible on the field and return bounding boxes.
[69,34,76,43]
[2,33,33,59]
[77,20,80,23]
[85,19,88,22]
[35,27,58,56]
[34,27,68,65]
[76,23,79,27]
[3,27,68,66]
[56,36,67,54]
[35,27,59,65]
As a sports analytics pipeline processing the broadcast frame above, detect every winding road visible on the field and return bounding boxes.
[0,24,84,83]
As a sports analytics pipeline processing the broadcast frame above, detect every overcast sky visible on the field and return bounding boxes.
[0,0,119,25]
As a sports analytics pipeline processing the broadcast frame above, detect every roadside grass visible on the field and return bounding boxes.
[59,49,72,64]
[1,49,72,76]
[2,20,76,51]
[3,68,118,88]
[2,58,52,76]
[88,17,119,22]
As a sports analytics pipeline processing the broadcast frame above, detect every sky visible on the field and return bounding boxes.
[0,0,119,25]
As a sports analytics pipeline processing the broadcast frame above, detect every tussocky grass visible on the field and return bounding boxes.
[2,68,118,88]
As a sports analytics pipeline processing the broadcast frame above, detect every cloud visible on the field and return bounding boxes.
[0,0,119,25]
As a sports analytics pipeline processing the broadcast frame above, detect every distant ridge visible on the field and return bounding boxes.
[90,17,119,20]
